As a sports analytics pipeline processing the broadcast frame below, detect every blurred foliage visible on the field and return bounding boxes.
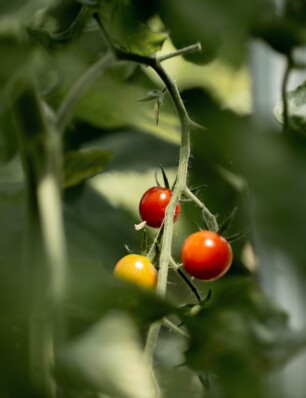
[56,312,158,398]
[63,149,112,187]
[1,0,306,398]
[274,81,306,136]
[182,277,306,398]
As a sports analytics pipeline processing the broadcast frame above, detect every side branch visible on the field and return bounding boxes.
[184,187,218,232]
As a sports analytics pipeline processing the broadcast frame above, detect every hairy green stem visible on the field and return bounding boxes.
[184,187,218,232]
[158,42,202,63]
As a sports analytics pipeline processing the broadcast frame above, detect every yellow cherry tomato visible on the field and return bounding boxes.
[113,254,158,289]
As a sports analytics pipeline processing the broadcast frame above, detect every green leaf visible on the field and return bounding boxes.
[253,17,305,55]
[284,0,306,28]
[96,0,166,55]
[66,264,174,325]
[56,312,158,398]
[0,25,51,105]
[0,111,18,164]
[0,0,53,25]
[158,0,273,65]
[63,149,112,188]
[137,89,165,102]
[183,277,306,397]
[74,73,180,144]
[0,29,32,87]
[274,81,306,135]
[27,6,92,51]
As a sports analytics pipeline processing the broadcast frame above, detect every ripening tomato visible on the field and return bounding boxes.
[113,254,158,289]
[181,230,232,281]
[139,186,181,228]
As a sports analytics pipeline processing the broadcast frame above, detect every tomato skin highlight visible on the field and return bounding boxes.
[139,186,181,228]
[113,254,158,289]
[181,231,233,281]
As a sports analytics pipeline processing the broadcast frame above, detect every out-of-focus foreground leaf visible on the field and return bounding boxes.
[96,0,167,56]
[157,0,274,65]
[56,312,158,398]
[73,72,180,143]
[183,277,306,398]
[63,149,112,187]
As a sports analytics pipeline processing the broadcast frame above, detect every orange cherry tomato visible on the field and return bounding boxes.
[113,254,158,289]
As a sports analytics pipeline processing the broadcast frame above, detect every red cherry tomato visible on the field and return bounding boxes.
[113,254,158,289]
[139,186,181,228]
[181,230,233,281]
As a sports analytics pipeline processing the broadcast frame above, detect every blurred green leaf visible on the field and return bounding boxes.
[0,29,32,87]
[56,312,158,398]
[0,25,52,107]
[96,0,167,55]
[183,277,306,398]
[66,259,174,327]
[0,0,53,25]
[27,6,92,50]
[157,0,221,65]
[63,149,112,187]
[158,0,274,65]
[0,111,18,164]
[74,73,180,143]
[66,268,174,326]
[234,131,306,271]
[284,0,306,28]
[253,17,306,54]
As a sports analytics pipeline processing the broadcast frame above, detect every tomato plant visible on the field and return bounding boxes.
[181,230,233,281]
[139,186,181,228]
[113,254,158,289]
[2,1,306,398]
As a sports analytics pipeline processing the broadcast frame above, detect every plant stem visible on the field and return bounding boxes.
[184,187,218,232]
[56,52,114,132]
[13,78,68,397]
[142,86,190,359]
[158,43,202,63]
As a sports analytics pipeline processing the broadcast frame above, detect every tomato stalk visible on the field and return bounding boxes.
[91,10,219,366]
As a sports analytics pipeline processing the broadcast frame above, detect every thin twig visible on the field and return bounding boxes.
[162,318,190,339]
[158,42,202,63]
[169,257,202,302]
[184,187,218,232]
